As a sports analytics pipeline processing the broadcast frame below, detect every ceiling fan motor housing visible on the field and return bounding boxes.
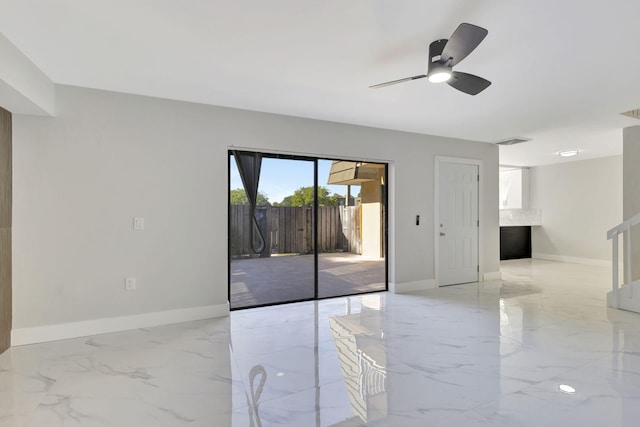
[427,39,452,82]
[428,39,450,73]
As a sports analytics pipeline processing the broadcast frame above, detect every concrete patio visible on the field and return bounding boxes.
[230,252,386,309]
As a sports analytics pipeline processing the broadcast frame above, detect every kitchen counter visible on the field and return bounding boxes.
[499,208,541,227]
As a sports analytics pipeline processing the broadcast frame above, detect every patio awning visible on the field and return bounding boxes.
[327,161,383,185]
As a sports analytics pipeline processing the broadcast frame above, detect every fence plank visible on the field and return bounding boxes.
[289,207,295,254]
[231,205,362,256]
[324,206,330,251]
[283,207,289,253]
[297,207,302,253]
[331,206,338,250]
[325,207,331,252]
[307,207,313,253]
[269,207,277,253]
[342,207,348,251]
[290,207,297,253]
[318,207,323,252]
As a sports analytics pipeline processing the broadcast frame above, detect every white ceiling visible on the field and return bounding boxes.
[2,0,640,166]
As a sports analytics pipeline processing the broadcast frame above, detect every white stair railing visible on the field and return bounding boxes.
[607,212,640,308]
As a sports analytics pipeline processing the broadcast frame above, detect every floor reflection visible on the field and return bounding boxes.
[245,365,267,427]
[5,260,640,426]
[330,304,387,424]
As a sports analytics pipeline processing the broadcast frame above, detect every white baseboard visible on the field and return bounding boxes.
[532,253,610,267]
[11,303,230,346]
[389,279,437,294]
[483,271,502,281]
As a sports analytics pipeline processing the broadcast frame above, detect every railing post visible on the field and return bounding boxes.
[625,228,632,287]
[608,214,640,310]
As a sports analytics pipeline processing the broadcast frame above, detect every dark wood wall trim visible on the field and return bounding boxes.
[0,107,11,354]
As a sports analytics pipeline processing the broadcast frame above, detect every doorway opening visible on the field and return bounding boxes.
[228,151,388,309]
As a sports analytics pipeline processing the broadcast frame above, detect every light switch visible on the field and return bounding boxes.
[133,217,144,230]
[125,277,136,291]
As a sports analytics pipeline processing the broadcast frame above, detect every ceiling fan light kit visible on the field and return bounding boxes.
[427,39,452,83]
[371,23,491,95]
[427,70,452,83]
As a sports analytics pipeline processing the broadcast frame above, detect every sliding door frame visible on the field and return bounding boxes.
[228,150,388,310]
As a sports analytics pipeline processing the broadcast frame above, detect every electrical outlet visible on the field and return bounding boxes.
[125,277,136,291]
[133,217,144,230]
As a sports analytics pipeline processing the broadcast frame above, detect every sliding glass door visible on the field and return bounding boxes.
[228,151,387,309]
[317,159,387,299]
[229,152,315,309]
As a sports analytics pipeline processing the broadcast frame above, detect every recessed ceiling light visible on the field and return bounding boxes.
[558,150,579,157]
[558,384,576,394]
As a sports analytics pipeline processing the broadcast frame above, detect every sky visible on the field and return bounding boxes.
[230,156,356,204]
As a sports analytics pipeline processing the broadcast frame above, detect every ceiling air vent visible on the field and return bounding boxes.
[496,137,531,146]
[621,109,640,120]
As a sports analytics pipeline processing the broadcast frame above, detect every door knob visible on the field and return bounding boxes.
[440,232,446,236]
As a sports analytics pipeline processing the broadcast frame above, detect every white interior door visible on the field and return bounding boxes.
[438,162,479,286]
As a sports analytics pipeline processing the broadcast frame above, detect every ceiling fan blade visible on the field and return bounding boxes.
[447,71,491,95]
[369,74,427,88]
[441,23,488,66]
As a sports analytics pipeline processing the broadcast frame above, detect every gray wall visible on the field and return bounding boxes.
[12,85,499,329]
[530,155,622,263]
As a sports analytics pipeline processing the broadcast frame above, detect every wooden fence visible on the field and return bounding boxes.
[230,205,361,256]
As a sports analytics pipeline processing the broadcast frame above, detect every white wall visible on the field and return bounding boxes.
[623,126,640,281]
[12,85,499,333]
[530,155,622,264]
[0,33,55,116]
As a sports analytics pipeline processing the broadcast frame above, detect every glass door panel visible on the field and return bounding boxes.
[229,153,315,309]
[317,159,387,299]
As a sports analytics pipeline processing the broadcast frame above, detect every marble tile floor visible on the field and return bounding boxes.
[2,259,640,426]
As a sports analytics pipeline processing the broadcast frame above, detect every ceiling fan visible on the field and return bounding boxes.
[370,23,491,95]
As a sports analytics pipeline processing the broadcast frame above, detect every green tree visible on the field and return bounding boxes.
[327,192,343,206]
[278,195,293,207]
[279,186,341,206]
[291,186,316,206]
[230,188,270,206]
